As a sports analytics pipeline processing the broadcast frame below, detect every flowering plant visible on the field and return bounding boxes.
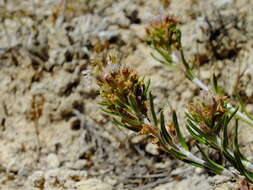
[96,16,253,184]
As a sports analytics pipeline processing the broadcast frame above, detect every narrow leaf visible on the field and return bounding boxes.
[233,120,251,165]
[154,47,173,65]
[234,150,253,183]
[160,111,172,144]
[183,159,206,169]
[112,118,140,132]
[172,111,189,150]
[226,107,239,126]
[159,135,186,159]
[98,102,114,107]
[150,53,171,66]
[212,74,218,93]
[212,114,226,134]
[186,125,208,145]
[149,92,158,126]
[101,108,120,116]
[222,120,237,167]
[121,114,141,126]
[169,148,187,160]
[144,79,151,97]
[196,144,224,173]
[187,119,217,144]
[128,95,141,117]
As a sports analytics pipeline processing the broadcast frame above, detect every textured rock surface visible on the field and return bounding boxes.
[0,0,253,189]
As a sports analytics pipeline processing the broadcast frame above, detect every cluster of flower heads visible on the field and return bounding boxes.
[96,51,253,182]
[146,15,181,51]
[95,12,253,183]
[96,52,150,132]
[97,53,136,103]
[97,69,137,103]
[145,15,194,78]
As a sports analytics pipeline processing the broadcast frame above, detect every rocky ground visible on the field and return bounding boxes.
[0,0,253,189]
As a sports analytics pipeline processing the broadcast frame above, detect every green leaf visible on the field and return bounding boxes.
[121,114,141,126]
[150,52,172,67]
[184,158,223,175]
[212,114,226,134]
[196,144,224,173]
[234,150,253,183]
[172,111,189,150]
[114,99,129,109]
[143,79,151,97]
[212,74,219,93]
[155,47,173,64]
[185,112,198,123]
[233,120,247,160]
[186,125,208,145]
[226,107,239,126]
[222,118,230,152]
[222,119,237,167]
[160,111,172,144]
[169,148,187,160]
[159,135,186,159]
[98,102,114,107]
[112,118,140,132]
[233,129,253,183]
[187,119,217,145]
[128,94,140,114]
[149,92,158,126]
[183,159,206,169]
[101,108,120,116]
[179,49,194,80]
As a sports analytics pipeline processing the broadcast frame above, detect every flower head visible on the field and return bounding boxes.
[96,60,139,105]
[187,91,228,134]
[146,15,181,51]
[96,52,149,132]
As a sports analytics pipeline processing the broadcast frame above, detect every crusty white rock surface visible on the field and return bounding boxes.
[0,0,253,189]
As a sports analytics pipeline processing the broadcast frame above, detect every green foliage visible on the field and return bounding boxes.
[96,15,253,183]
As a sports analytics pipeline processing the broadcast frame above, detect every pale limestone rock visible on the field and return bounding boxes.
[145,142,159,155]
[77,179,113,190]
[46,153,60,168]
